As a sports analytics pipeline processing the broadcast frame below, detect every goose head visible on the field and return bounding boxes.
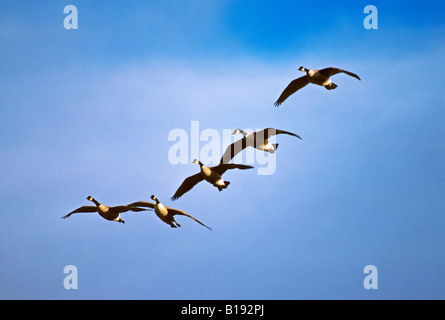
[150,195,159,203]
[298,66,307,72]
[232,128,249,137]
[192,159,202,166]
[86,195,99,206]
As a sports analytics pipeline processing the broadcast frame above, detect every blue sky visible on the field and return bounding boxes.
[0,1,444,299]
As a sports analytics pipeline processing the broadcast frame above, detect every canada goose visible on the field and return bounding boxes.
[171,159,254,200]
[220,128,302,164]
[274,66,361,106]
[62,196,147,223]
[128,195,211,230]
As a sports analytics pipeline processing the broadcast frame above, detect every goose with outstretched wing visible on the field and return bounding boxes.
[128,195,211,230]
[220,127,302,164]
[62,196,147,223]
[171,160,253,200]
[274,66,360,106]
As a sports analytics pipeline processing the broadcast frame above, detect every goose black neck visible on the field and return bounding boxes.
[240,130,248,137]
[90,198,101,207]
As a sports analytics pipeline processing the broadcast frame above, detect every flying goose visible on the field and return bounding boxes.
[220,128,302,164]
[128,195,211,230]
[274,66,361,106]
[171,159,254,200]
[62,196,147,223]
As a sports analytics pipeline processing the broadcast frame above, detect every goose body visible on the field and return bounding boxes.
[199,161,226,188]
[220,128,302,164]
[128,195,211,230]
[171,159,253,200]
[274,66,361,106]
[62,196,147,223]
[154,200,170,220]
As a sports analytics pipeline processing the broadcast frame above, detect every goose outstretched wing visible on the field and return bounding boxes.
[126,201,156,210]
[167,207,212,230]
[220,138,248,164]
[62,206,97,219]
[212,163,254,176]
[319,67,361,80]
[111,205,148,213]
[261,128,302,140]
[171,173,204,201]
[274,76,309,107]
